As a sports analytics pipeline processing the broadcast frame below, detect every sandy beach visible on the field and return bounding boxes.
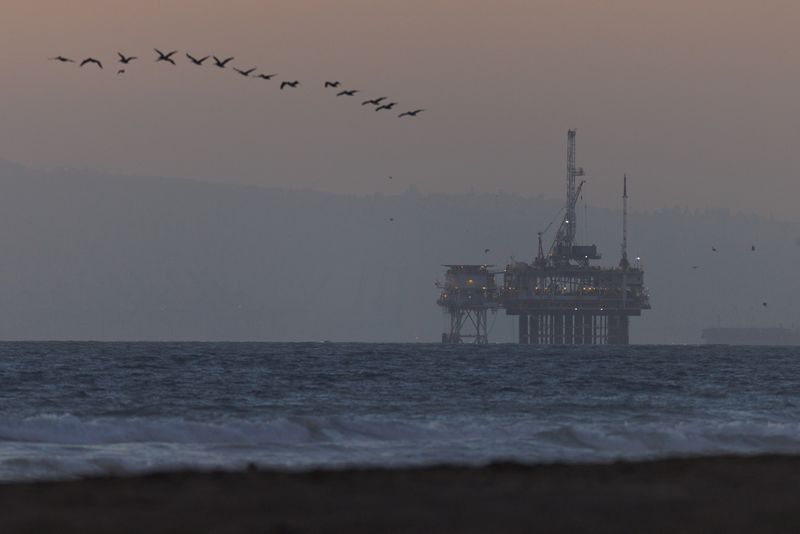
[0,455,798,533]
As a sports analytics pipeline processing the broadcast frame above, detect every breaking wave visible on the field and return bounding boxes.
[2,414,800,480]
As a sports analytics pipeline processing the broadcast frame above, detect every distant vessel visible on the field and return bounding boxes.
[701,327,800,346]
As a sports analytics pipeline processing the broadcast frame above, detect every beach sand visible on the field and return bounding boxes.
[1,455,799,533]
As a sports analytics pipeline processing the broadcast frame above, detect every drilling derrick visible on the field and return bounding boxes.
[551,130,599,265]
[553,129,584,260]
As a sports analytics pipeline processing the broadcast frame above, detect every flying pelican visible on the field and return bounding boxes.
[336,90,359,96]
[49,56,75,63]
[80,58,103,69]
[213,56,234,68]
[398,109,425,118]
[234,67,256,77]
[324,81,341,88]
[186,53,209,66]
[361,97,387,106]
[256,73,277,80]
[154,49,178,65]
[118,53,137,64]
[375,102,397,112]
[280,80,300,89]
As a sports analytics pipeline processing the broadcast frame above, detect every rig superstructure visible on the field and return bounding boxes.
[437,130,651,345]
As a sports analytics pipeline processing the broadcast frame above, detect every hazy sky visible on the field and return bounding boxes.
[4,1,800,218]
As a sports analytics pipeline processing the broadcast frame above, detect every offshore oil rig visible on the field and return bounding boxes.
[437,130,651,345]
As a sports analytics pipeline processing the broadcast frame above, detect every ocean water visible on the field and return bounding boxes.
[0,342,799,481]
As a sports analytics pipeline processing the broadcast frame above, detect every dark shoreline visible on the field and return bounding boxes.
[2,455,800,533]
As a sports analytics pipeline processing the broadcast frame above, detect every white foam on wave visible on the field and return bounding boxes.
[2,414,800,481]
[0,413,447,447]
[0,414,324,446]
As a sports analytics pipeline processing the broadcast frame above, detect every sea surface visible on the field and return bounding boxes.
[0,342,799,481]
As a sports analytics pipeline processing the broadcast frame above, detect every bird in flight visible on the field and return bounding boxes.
[711,247,717,252]
[256,73,277,80]
[49,56,75,63]
[375,102,397,112]
[362,97,387,106]
[762,302,768,307]
[213,56,234,68]
[484,248,491,254]
[324,81,341,88]
[336,89,359,97]
[154,49,178,65]
[388,176,393,180]
[398,109,425,118]
[389,217,395,222]
[186,53,209,66]
[80,58,103,69]
[280,80,300,89]
[751,245,756,251]
[118,53,137,64]
[234,67,256,77]
[117,69,126,75]
[691,265,699,269]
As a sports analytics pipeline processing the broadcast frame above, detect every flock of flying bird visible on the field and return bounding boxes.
[49,49,426,118]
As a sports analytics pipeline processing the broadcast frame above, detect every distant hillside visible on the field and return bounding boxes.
[0,159,797,343]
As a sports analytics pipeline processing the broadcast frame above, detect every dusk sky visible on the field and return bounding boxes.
[4,1,800,217]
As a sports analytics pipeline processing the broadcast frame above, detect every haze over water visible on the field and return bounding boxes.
[4,1,799,342]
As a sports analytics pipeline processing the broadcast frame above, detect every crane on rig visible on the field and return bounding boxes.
[549,179,585,260]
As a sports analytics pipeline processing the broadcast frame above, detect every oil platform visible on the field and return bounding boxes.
[437,130,651,345]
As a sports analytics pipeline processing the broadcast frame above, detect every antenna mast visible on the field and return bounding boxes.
[620,174,629,270]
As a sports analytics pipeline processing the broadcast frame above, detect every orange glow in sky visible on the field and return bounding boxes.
[3,0,800,217]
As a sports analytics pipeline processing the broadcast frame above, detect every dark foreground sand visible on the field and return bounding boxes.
[2,455,800,533]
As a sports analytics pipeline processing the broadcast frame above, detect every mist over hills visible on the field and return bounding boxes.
[0,159,797,343]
